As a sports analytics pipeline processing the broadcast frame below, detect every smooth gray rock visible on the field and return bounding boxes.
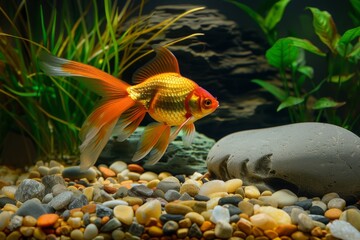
[207,123,360,202]
[62,166,97,181]
[16,198,48,219]
[48,191,73,210]
[100,127,215,175]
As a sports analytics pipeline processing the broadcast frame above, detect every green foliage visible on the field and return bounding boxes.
[0,0,204,165]
[226,0,290,45]
[252,7,360,130]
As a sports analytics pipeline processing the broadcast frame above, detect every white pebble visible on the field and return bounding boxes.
[210,205,230,224]
[329,220,360,240]
[84,223,98,240]
[199,180,226,196]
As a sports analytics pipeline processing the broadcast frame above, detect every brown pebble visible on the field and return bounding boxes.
[128,164,144,173]
[311,226,324,237]
[233,230,247,238]
[325,208,342,220]
[98,166,116,178]
[291,231,310,240]
[179,218,192,228]
[275,224,298,236]
[148,226,163,237]
[81,204,96,213]
[165,202,193,215]
[252,226,264,237]
[264,229,279,238]
[237,218,252,235]
[103,184,117,194]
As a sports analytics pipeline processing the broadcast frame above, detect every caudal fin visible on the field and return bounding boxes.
[39,52,138,169]
[39,51,130,98]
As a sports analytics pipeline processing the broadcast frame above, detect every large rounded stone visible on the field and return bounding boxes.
[207,123,360,202]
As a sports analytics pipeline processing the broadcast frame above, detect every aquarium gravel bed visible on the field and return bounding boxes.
[0,160,359,240]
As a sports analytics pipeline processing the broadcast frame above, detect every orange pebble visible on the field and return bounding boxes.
[37,214,59,227]
[200,221,213,232]
[325,208,343,220]
[101,216,110,225]
[275,224,298,236]
[81,203,97,213]
[128,164,144,173]
[98,166,116,178]
[104,185,117,194]
[132,204,140,212]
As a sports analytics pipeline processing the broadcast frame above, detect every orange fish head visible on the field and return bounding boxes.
[188,87,219,120]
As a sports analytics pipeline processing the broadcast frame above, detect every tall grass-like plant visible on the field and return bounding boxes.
[0,0,204,166]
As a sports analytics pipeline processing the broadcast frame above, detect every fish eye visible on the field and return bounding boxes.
[203,98,212,108]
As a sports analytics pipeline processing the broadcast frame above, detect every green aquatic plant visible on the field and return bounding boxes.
[252,7,360,131]
[226,0,291,45]
[0,0,204,166]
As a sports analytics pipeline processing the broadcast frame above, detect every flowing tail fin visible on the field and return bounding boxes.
[39,52,137,169]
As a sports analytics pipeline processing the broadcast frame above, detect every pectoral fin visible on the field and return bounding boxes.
[182,123,196,147]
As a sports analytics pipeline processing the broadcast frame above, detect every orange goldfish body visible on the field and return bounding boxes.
[39,47,219,169]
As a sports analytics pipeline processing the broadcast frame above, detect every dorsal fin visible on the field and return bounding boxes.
[132,46,180,84]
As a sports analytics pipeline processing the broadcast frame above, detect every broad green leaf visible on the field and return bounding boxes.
[286,37,326,56]
[266,38,300,68]
[252,79,287,101]
[329,73,355,83]
[312,97,345,110]
[277,96,304,111]
[297,66,314,79]
[226,0,265,31]
[339,26,360,45]
[308,7,340,53]
[264,0,291,31]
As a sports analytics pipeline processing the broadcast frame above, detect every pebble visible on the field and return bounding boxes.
[102,199,128,208]
[1,186,17,199]
[84,223,99,240]
[185,212,205,226]
[325,208,343,220]
[340,208,360,231]
[256,206,292,225]
[109,161,128,174]
[271,189,298,207]
[129,184,154,197]
[198,180,226,196]
[180,182,200,196]
[14,179,45,202]
[312,200,327,211]
[215,220,233,238]
[128,222,145,237]
[188,223,202,238]
[250,213,277,230]
[211,205,230,223]
[140,171,158,181]
[8,215,23,231]
[96,204,113,218]
[62,166,97,181]
[37,213,59,227]
[218,196,242,206]
[0,196,16,208]
[225,179,243,193]
[164,189,181,201]
[156,177,181,192]
[162,220,179,234]
[136,199,162,224]
[100,217,121,232]
[49,191,73,210]
[295,199,312,210]
[70,229,84,240]
[114,205,134,225]
[127,164,144,173]
[244,185,261,199]
[165,202,193,215]
[0,211,11,231]
[327,197,346,210]
[238,200,254,216]
[321,192,340,204]
[16,198,47,219]
[329,220,360,239]
[297,213,315,232]
[309,205,325,215]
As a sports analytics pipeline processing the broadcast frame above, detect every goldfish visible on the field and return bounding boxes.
[39,46,219,169]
